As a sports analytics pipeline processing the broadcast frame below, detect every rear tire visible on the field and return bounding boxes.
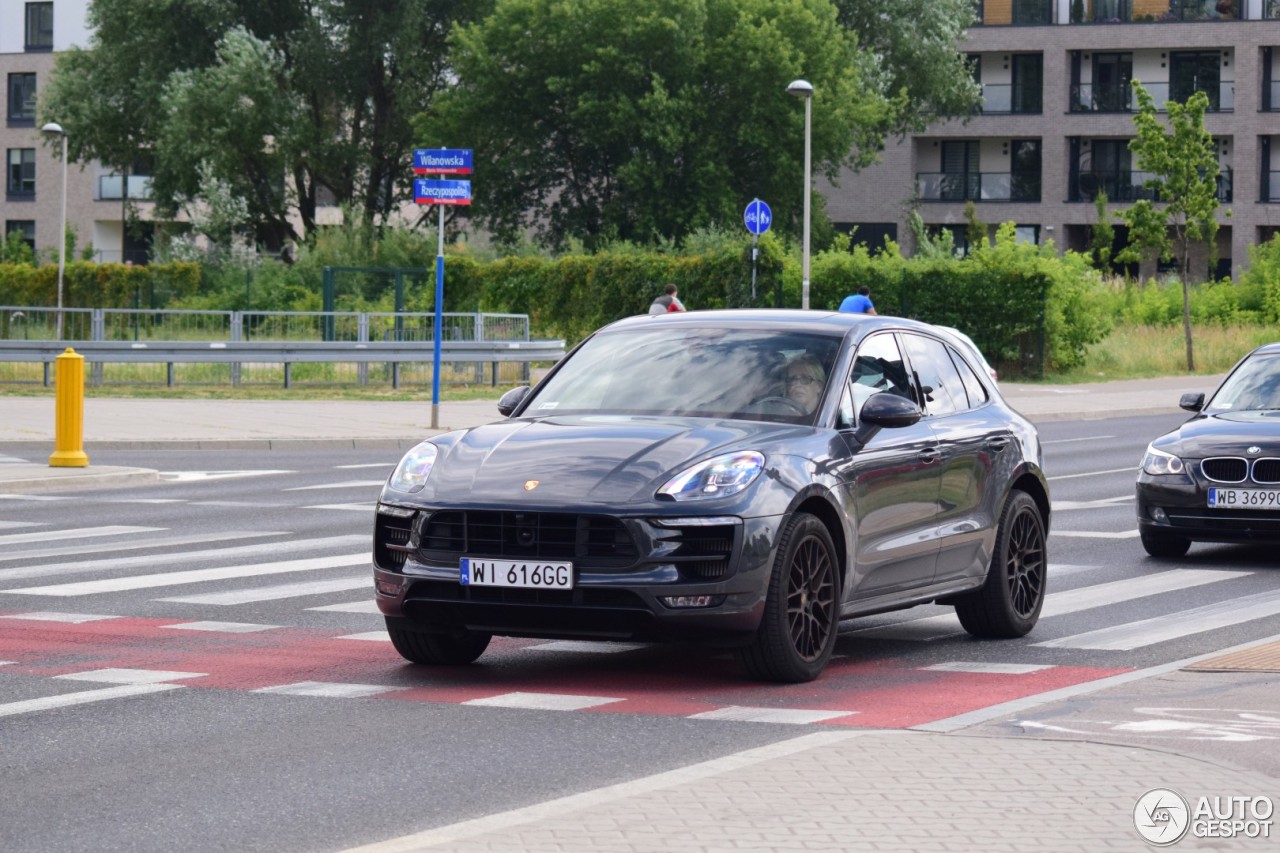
[955,491,1046,639]
[385,617,491,665]
[737,512,840,683]
[1140,529,1191,558]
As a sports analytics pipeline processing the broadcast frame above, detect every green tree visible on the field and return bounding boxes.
[40,0,490,247]
[418,0,893,249]
[832,0,981,131]
[1089,190,1114,272]
[963,201,987,253]
[1115,83,1223,370]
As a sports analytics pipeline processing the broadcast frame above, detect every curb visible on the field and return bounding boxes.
[0,468,160,493]
[0,437,429,452]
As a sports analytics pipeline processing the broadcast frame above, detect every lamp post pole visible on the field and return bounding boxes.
[41,122,68,339]
[786,80,813,310]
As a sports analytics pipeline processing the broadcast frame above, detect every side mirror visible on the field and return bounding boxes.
[497,385,531,417]
[861,392,923,428]
[849,392,922,446]
[1179,392,1205,413]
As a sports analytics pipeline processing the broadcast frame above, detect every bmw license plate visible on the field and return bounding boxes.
[459,558,574,589]
[1207,488,1280,509]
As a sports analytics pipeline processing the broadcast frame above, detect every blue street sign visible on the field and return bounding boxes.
[414,178,472,205]
[744,198,772,235]
[413,148,473,175]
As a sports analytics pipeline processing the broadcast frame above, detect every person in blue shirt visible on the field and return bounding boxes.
[838,286,877,315]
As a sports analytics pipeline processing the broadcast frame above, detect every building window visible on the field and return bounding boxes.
[7,74,37,126]
[7,149,36,198]
[25,3,54,51]
[5,220,35,251]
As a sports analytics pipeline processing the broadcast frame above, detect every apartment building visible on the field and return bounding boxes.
[0,0,168,262]
[824,0,1280,278]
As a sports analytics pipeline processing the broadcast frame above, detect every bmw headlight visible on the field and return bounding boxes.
[658,451,764,501]
[389,442,439,492]
[1141,444,1185,476]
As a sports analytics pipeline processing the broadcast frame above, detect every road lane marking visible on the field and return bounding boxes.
[254,681,396,699]
[0,521,40,530]
[336,631,390,642]
[1035,589,1280,650]
[851,569,1249,641]
[0,525,163,546]
[923,663,1054,674]
[307,600,379,613]
[302,503,377,512]
[527,641,647,654]
[284,480,385,491]
[334,463,394,469]
[1052,496,1133,511]
[1048,466,1137,481]
[159,470,294,482]
[1,553,371,597]
[688,706,855,724]
[462,692,623,711]
[159,576,370,605]
[0,534,364,583]
[0,684,182,718]
[0,611,119,623]
[0,530,287,565]
[1043,435,1114,445]
[55,668,206,684]
[161,621,281,633]
[1050,529,1140,539]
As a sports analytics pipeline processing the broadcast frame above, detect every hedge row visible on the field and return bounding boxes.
[0,261,202,308]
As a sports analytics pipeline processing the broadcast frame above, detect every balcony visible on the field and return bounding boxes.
[1071,0,1133,23]
[917,172,1041,202]
[1164,0,1239,20]
[978,84,1042,114]
[97,175,153,201]
[1070,81,1234,112]
[1072,168,1233,202]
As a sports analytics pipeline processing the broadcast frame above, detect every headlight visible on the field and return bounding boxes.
[1141,444,1185,476]
[658,451,764,501]
[389,442,439,492]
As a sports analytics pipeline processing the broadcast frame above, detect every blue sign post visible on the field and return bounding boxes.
[414,148,474,427]
[743,199,772,303]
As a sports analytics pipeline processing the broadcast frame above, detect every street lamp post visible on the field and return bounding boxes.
[786,79,813,310]
[41,122,69,340]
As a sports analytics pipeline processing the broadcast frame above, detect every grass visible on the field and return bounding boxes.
[1042,324,1277,384]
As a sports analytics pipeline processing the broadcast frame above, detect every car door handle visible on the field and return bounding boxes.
[917,448,942,464]
[987,437,1011,452]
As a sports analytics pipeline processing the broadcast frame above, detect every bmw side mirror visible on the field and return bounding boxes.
[1179,392,1205,413]
[497,385,531,417]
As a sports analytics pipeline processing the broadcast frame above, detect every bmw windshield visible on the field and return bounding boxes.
[1205,353,1280,413]
[521,326,844,423]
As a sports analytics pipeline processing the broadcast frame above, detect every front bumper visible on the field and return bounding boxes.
[1136,473,1280,543]
[372,504,783,642]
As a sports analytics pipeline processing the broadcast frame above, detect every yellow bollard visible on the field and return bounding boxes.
[49,347,90,468]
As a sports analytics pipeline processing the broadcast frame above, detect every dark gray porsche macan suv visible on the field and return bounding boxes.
[373,310,1051,682]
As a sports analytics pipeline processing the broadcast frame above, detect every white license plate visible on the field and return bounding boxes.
[1207,488,1280,509]
[459,558,574,589]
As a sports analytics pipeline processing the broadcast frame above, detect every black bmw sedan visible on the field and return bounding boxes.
[373,310,1050,682]
[1137,342,1280,558]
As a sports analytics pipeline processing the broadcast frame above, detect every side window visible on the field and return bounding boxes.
[902,333,967,417]
[840,333,913,426]
[950,346,989,409]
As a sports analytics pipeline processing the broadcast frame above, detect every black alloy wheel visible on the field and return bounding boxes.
[955,491,1046,638]
[738,512,840,683]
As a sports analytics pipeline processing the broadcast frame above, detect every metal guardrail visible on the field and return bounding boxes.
[0,339,566,389]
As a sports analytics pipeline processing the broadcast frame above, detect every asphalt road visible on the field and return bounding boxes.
[0,418,1277,852]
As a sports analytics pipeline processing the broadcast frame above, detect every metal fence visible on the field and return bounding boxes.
[0,307,541,388]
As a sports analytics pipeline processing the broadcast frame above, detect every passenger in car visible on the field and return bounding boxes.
[784,354,827,414]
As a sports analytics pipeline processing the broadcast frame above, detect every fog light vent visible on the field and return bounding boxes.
[1151,507,1168,522]
[660,594,725,609]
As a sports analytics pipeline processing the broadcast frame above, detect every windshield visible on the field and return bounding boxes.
[1205,353,1280,413]
[524,326,843,423]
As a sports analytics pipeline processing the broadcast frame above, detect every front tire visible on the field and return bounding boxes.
[737,512,840,683]
[385,617,491,665]
[955,491,1046,638]
[1140,529,1191,558]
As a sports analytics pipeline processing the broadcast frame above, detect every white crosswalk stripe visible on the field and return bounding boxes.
[0,525,163,546]
[0,530,286,566]
[160,576,370,605]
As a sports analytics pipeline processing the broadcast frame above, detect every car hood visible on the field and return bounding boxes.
[402,415,816,506]
[1157,411,1280,456]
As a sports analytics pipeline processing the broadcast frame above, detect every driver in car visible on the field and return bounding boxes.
[784,354,826,414]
